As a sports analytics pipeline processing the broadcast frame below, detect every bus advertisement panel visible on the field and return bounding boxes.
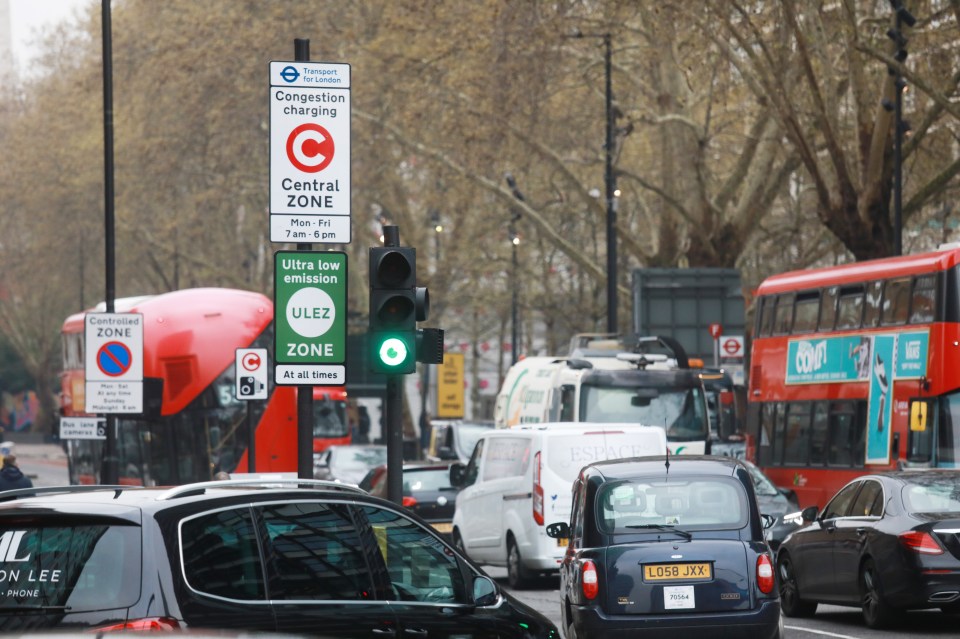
[60,288,350,486]
[747,245,960,509]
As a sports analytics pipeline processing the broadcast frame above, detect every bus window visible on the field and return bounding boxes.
[809,402,829,465]
[836,286,864,329]
[937,392,960,466]
[773,294,795,335]
[771,402,787,464]
[819,286,839,331]
[910,275,937,324]
[758,403,777,465]
[828,401,865,467]
[757,296,775,336]
[863,281,883,328]
[792,292,819,334]
[783,403,812,465]
[881,277,911,325]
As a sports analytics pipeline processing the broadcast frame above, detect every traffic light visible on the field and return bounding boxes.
[369,244,427,374]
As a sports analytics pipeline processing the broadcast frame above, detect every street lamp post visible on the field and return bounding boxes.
[569,30,617,333]
[602,33,618,335]
[505,173,525,365]
[887,1,916,257]
[509,218,521,365]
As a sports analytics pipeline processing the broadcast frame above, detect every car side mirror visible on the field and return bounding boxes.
[449,462,466,487]
[473,575,497,607]
[760,513,775,530]
[438,446,457,460]
[545,521,570,539]
[801,505,818,522]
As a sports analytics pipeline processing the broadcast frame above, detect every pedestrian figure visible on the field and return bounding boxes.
[0,455,33,491]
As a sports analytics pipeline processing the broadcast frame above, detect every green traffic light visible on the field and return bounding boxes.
[378,336,409,367]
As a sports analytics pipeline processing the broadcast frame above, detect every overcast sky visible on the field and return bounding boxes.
[9,0,93,73]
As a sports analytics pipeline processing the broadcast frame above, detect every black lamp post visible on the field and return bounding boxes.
[887,1,916,256]
[505,173,525,365]
[569,31,617,333]
[509,218,521,365]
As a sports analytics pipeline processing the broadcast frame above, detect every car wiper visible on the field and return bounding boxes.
[624,523,693,540]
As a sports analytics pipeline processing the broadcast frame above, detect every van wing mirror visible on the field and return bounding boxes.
[449,462,467,487]
[545,521,570,539]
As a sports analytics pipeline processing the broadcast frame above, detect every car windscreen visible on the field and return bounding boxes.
[404,468,456,494]
[580,385,708,441]
[0,522,141,611]
[596,476,749,533]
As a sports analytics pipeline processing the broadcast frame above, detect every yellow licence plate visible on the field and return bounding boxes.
[643,562,712,582]
[557,537,569,547]
[432,522,453,533]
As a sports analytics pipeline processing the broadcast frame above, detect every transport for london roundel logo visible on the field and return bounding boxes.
[286,123,335,173]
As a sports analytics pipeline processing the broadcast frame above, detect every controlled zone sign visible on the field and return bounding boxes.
[270,61,351,244]
[236,348,269,400]
[274,250,347,385]
[84,313,143,413]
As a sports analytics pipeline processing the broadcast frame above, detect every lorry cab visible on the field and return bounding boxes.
[494,337,710,455]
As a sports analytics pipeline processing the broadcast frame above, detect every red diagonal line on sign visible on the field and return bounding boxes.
[103,345,128,371]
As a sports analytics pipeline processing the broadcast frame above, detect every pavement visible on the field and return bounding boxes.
[2,440,70,487]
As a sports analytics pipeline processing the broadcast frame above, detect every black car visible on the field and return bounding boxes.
[777,469,960,628]
[740,459,801,553]
[364,462,460,540]
[546,455,782,639]
[0,479,560,638]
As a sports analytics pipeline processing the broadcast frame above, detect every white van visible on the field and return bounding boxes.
[449,422,668,588]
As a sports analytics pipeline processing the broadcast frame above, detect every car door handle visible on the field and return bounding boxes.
[372,629,397,636]
[856,528,867,536]
[404,629,429,637]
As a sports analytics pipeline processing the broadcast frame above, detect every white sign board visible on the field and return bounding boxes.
[84,313,144,413]
[236,348,269,400]
[59,417,106,440]
[270,61,351,244]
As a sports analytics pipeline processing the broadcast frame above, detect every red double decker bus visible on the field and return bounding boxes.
[60,288,350,485]
[747,245,960,509]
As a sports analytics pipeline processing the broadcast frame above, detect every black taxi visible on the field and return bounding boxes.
[546,455,783,639]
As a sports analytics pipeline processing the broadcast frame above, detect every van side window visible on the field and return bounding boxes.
[559,385,576,422]
[482,437,531,481]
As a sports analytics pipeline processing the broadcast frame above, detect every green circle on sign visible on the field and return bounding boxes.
[379,337,408,367]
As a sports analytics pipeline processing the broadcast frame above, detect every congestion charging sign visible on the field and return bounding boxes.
[84,313,144,413]
[274,250,347,385]
[269,61,351,244]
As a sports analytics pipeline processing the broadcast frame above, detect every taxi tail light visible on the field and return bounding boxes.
[532,451,544,526]
[94,617,182,632]
[756,553,775,594]
[581,559,599,600]
[402,496,417,507]
[899,530,944,554]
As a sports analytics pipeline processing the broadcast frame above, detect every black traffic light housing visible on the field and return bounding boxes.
[369,226,441,374]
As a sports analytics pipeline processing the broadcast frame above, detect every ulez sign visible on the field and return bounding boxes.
[274,250,347,385]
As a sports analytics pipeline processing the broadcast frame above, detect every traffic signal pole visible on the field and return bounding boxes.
[369,226,442,504]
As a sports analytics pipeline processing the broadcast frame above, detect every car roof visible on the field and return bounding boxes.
[586,454,746,480]
[501,422,669,434]
[0,479,379,516]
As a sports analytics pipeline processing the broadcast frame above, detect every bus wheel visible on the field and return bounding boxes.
[860,558,896,629]
[777,552,817,617]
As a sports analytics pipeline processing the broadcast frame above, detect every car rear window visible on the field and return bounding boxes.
[0,523,141,611]
[596,476,748,533]
[404,468,455,493]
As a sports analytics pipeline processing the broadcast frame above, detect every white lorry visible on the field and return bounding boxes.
[493,337,711,455]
